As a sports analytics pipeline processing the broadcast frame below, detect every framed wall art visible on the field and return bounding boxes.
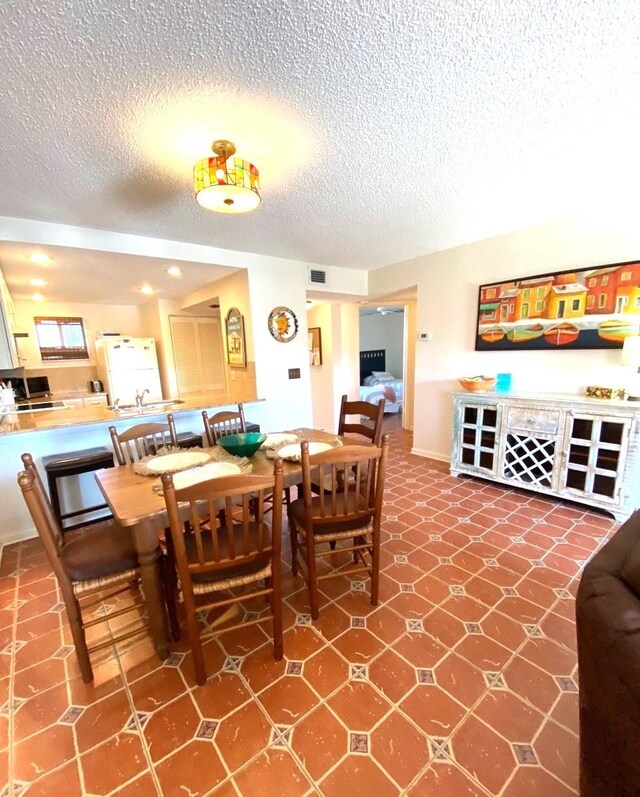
[268,306,298,343]
[475,259,640,352]
[225,307,246,367]
[308,327,322,365]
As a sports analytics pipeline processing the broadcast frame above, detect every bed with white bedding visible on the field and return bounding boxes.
[358,350,403,413]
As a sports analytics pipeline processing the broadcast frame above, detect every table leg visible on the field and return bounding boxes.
[133,518,169,660]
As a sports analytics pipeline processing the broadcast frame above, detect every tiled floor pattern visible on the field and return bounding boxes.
[0,417,618,795]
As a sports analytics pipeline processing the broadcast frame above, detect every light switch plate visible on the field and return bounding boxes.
[288,368,301,379]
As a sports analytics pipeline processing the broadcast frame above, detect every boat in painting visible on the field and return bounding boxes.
[506,323,544,343]
[480,326,505,343]
[598,319,639,342]
[543,322,580,346]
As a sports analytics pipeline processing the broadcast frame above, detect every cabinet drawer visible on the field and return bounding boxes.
[507,407,559,434]
[84,396,108,407]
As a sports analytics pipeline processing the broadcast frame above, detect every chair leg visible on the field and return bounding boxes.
[66,597,93,683]
[305,538,320,620]
[290,523,299,576]
[370,533,380,607]
[271,564,284,662]
[161,547,181,642]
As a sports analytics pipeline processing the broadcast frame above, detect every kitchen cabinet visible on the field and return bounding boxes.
[451,391,640,520]
[62,395,109,409]
[0,269,19,369]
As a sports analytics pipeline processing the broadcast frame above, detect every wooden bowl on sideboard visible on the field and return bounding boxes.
[459,376,497,392]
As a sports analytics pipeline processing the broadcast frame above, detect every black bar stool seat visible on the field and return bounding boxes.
[42,447,115,533]
[245,422,261,434]
[176,431,203,449]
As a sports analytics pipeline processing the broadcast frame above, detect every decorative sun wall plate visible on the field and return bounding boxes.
[268,306,298,342]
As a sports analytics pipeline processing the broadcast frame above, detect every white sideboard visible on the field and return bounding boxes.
[450,391,640,520]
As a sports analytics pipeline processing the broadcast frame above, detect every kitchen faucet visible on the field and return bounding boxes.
[135,388,150,408]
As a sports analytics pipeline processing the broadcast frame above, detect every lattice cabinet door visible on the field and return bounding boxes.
[501,431,558,490]
[452,400,501,476]
[560,412,631,506]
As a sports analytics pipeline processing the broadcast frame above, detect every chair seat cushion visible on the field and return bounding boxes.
[288,496,372,536]
[62,521,139,582]
[183,522,272,585]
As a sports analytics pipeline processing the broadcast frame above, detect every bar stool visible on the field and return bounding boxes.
[42,447,115,533]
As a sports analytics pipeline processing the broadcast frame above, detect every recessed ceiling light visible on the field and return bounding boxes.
[29,278,46,287]
[140,283,154,295]
[31,293,44,302]
[30,253,50,264]
[166,266,182,277]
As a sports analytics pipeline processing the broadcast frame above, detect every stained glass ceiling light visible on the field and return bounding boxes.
[193,139,261,213]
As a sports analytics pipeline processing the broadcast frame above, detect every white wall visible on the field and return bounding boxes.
[369,213,640,461]
[360,311,405,377]
[308,302,335,430]
[13,300,144,368]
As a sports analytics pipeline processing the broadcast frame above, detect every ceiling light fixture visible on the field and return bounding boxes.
[29,278,46,287]
[31,293,44,302]
[30,253,50,264]
[139,283,154,295]
[166,266,182,277]
[193,139,260,214]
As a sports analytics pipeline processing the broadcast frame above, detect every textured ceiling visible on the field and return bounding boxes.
[1,0,639,273]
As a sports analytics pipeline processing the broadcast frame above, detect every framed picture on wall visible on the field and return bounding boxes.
[225,307,247,368]
[308,327,322,365]
[476,259,640,351]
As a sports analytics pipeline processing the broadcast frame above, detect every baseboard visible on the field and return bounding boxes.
[411,447,450,463]
[0,527,38,559]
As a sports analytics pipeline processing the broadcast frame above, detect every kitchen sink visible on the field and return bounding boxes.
[109,400,185,415]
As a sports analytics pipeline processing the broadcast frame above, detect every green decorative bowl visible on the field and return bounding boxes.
[217,432,267,458]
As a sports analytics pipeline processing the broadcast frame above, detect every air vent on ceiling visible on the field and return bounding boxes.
[309,269,327,285]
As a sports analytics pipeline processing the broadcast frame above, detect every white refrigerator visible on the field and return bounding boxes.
[95,336,163,406]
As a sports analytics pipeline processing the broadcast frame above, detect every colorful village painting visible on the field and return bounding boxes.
[475,260,640,351]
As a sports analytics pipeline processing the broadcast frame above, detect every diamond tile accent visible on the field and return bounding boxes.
[295,613,312,625]
[553,588,572,599]
[430,534,442,541]
[60,706,84,724]
[390,533,402,540]
[8,567,27,577]
[400,584,415,593]
[6,599,26,610]
[464,623,482,634]
[484,559,498,567]
[196,719,219,739]
[386,515,398,521]
[523,625,543,637]
[222,656,243,672]
[52,645,75,659]
[394,555,408,564]
[483,672,507,690]
[555,676,578,692]
[449,585,466,596]
[501,587,517,596]
[429,737,452,760]
[126,711,151,731]
[470,536,483,543]
[351,617,366,628]
[1,641,25,655]
[416,501,427,506]
[552,537,567,545]
[351,581,366,592]
[163,652,185,667]
[416,669,435,684]
[50,602,66,613]
[270,725,292,747]
[513,743,538,765]
[406,619,423,632]
[350,732,369,754]
[350,664,368,680]
[286,661,303,675]
[531,560,545,567]
[438,557,452,565]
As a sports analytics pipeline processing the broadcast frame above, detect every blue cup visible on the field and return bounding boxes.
[495,373,512,393]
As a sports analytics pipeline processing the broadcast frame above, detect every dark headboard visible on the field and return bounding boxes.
[360,349,385,384]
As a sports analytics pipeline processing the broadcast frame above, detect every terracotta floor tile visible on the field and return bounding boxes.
[290,703,348,781]
[539,611,577,651]
[327,681,393,731]
[128,666,188,712]
[495,595,547,624]
[454,633,512,672]
[502,766,576,797]
[503,656,561,713]
[13,681,71,742]
[368,647,418,704]
[474,689,545,742]
[519,638,576,676]
[12,657,68,699]
[464,576,504,608]
[319,753,398,797]
[451,714,517,795]
[399,685,466,737]
[480,610,527,652]
[366,604,407,645]
[551,692,579,735]
[80,732,147,795]
[75,688,134,753]
[258,674,319,725]
[239,641,287,694]
[14,626,64,672]
[110,772,161,796]
[234,748,313,797]
[434,652,487,708]
[331,627,386,663]
[214,699,273,773]
[22,758,83,797]
[440,595,489,623]
[533,718,579,792]
[192,670,252,719]
[407,761,491,796]
[143,692,201,762]
[154,739,227,795]
[281,624,326,660]
[303,645,349,698]
[422,607,467,649]
[371,710,431,789]
[384,590,434,619]
[13,723,76,783]
[413,574,450,606]
[391,631,447,668]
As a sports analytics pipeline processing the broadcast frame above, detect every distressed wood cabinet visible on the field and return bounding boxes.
[451,391,640,520]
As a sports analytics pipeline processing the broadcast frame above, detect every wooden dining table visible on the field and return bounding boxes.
[94,428,347,659]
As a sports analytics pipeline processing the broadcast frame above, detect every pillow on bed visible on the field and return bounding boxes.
[382,384,397,403]
[371,370,395,383]
[363,375,377,386]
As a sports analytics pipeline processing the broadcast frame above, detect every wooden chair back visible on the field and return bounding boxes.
[338,395,386,445]
[202,403,246,446]
[299,438,388,533]
[110,417,178,465]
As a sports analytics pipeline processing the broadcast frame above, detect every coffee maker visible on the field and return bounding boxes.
[89,379,104,393]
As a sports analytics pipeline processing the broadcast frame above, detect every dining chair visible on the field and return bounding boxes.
[288,434,389,620]
[161,458,284,685]
[109,416,179,465]
[202,403,246,446]
[338,394,386,445]
[18,453,148,683]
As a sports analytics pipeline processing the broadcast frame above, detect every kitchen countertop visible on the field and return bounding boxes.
[0,393,262,436]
